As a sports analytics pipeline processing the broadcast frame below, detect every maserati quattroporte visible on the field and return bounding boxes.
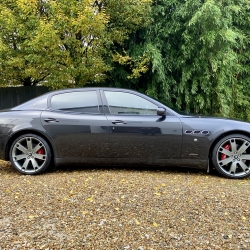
[0,87,250,179]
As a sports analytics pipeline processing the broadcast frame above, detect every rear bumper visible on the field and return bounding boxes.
[0,134,9,160]
[0,136,5,160]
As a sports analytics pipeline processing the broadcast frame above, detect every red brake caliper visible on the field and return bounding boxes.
[37,148,44,162]
[221,144,230,160]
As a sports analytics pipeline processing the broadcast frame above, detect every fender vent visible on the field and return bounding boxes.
[193,130,201,134]
[185,130,210,135]
[201,130,209,135]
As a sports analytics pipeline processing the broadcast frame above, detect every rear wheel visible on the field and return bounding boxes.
[9,134,52,175]
[212,134,250,179]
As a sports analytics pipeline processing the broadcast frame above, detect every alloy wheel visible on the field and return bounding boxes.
[216,137,250,178]
[11,135,48,174]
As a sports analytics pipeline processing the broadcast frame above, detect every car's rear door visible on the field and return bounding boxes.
[100,89,183,165]
[41,90,109,163]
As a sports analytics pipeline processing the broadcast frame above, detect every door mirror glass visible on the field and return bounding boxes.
[157,107,166,116]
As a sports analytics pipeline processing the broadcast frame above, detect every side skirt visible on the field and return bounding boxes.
[54,157,208,170]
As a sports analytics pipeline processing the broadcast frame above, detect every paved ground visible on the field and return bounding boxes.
[0,160,250,250]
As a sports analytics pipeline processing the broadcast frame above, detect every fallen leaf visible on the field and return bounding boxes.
[87,196,94,202]
[135,219,140,225]
[154,193,161,196]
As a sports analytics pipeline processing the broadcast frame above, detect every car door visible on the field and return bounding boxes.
[41,90,109,163]
[101,90,183,164]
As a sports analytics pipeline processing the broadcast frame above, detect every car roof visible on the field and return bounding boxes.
[11,87,151,111]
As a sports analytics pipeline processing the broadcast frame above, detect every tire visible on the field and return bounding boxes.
[9,134,52,175]
[212,134,250,179]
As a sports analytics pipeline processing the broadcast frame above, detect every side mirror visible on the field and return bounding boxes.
[157,107,166,116]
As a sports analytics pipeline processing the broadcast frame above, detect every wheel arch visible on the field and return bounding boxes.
[5,129,56,161]
[208,130,250,159]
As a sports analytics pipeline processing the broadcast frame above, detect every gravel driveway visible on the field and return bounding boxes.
[0,160,250,250]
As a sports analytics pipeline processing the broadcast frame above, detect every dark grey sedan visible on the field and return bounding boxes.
[0,87,250,179]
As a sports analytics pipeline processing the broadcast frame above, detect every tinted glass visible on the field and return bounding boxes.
[104,91,158,115]
[51,91,99,113]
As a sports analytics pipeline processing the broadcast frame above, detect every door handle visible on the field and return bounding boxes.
[112,120,127,125]
[44,118,59,123]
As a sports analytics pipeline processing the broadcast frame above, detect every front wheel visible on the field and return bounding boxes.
[212,134,250,179]
[9,134,52,175]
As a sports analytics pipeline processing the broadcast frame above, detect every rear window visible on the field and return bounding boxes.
[51,91,100,113]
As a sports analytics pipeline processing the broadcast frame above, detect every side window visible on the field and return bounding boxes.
[104,91,158,115]
[51,91,100,113]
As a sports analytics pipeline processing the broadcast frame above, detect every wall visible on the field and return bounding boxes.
[0,86,49,110]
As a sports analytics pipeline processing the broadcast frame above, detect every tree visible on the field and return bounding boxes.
[95,0,152,89]
[0,0,151,88]
[0,0,109,88]
[229,0,250,121]
[175,0,247,117]
[108,0,250,120]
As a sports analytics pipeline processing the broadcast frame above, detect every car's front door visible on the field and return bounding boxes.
[101,90,183,164]
[41,90,109,163]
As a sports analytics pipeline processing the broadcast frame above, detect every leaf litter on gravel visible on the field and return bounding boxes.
[0,160,250,249]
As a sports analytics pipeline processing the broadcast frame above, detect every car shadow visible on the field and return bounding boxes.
[49,164,220,178]
[0,160,231,179]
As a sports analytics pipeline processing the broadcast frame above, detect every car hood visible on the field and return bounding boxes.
[178,113,250,134]
[180,114,248,122]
